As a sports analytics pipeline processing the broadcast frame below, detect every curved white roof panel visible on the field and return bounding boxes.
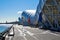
[24,10,36,16]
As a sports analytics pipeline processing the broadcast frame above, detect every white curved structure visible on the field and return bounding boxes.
[18,0,47,25]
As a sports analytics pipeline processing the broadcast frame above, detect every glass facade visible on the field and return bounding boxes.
[42,0,60,28]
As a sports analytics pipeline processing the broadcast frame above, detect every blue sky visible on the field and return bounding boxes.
[0,0,39,22]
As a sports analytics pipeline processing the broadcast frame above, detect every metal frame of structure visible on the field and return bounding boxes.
[38,0,60,31]
[0,25,15,40]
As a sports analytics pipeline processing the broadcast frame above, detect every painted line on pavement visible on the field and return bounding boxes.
[16,27,27,40]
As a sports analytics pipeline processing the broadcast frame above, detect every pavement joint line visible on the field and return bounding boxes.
[26,32,39,40]
[16,27,26,36]
[38,30,49,34]
[26,30,34,36]
[22,28,39,40]
[41,30,60,37]
[16,27,27,40]
[14,26,25,36]
[23,27,34,36]
[23,36,28,40]
[15,25,39,40]
[39,30,60,37]
[48,32,60,37]
[16,25,35,36]
[44,31,60,37]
